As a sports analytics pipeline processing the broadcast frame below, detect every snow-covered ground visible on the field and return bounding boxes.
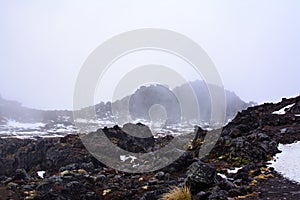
[272,103,295,115]
[0,119,78,139]
[1,117,215,139]
[6,120,45,129]
[269,141,300,183]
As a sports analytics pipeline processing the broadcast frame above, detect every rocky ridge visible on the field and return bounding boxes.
[0,95,299,199]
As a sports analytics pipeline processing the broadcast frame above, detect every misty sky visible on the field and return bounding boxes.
[0,0,299,110]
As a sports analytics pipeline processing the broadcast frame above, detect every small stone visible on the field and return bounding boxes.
[95,174,106,183]
[8,182,18,190]
[148,177,158,185]
[196,191,208,199]
[14,168,31,180]
[155,171,165,180]
[23,184,33,190]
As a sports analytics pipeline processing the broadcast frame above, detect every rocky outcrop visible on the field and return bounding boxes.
[185,161,218,193]
[0,95,299,199]
[201,96,300,167]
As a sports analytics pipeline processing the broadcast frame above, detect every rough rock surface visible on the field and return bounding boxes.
[0,95,299,199]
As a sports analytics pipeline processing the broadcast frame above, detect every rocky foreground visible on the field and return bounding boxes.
[0,96,300,200]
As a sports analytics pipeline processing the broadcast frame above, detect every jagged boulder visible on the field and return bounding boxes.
[185,161,218,194]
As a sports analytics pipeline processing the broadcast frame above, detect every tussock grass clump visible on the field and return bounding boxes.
[160,186,192,200]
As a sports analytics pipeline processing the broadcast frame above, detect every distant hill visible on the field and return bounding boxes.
[173,80,254,122]
[0,81,255,127]
[0,95,73,124]
[106,80,254,124]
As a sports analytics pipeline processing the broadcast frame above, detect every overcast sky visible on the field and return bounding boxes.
[0,0,299,110]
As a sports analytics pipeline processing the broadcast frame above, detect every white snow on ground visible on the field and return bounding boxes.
[272,103,295,115]
[74,118,102,124]
[37,171,46,178]
[280,128,287,134]
[217,167,243,179]
[120,155,137,163]
[0,120,78,139]
[295,114,300,117]
[217,173,227,179]
[227,167,243,174]
[268,141,300,183]
[6,120,45,129]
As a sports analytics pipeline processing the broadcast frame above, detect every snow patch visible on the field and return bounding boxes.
[280,128,287,134]
[37,171,46,178]
[227,167,242,174]
[217,173,227,179]
[120,155,137,163]
[268,141,300,183]
[6,120,45,129]
[272,103,295,115]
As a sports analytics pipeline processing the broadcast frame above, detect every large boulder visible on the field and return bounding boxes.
[185,161,218,194]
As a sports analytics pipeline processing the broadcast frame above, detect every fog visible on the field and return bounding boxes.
[0,0,299,110]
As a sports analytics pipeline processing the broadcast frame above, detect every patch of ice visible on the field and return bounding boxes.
[272,103,295,115]
[37,171,46,178]
[268,141,300,183]
[295,114,300,117]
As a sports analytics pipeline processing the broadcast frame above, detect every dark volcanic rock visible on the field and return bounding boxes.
[185,161,218,194]
[207,96,300,166]
[0,95,300,200]
[102,123,155,153]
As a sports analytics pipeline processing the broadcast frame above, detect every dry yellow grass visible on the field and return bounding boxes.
[249,179,258,186]
[160,186,192,200]
[254,173,274,180]
[236,192,258,199]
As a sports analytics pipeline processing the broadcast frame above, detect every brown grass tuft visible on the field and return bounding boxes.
[160,186,192,200]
